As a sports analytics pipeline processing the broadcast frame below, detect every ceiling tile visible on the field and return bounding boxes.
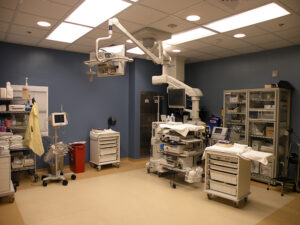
[244,33,283,45]
[139,0,201,14]
[0,21,9,33]
[201,34,251,49]
[275,26,300,39]
[289,35,300,44]
[6,33,41,45]
[198,45,228,54]
[73,37,95,47]
[278,0,300,12]
[0,0,19,10]
[0,32,6,40]
[208,0,271,14]
[212,50,239,57]
[117,4,167,26]
[49,0,82,7]
[10,24,48,38]
[65,44,93,53]
[224,25,267,38]
[257,14,300,32]
[38,39,69,49]
[175,1,230,25]
[176,39,210,50]
[148,15,197,34]
[19,0,71,20]
[234,45,264,54]
[257,39,295,49]
[0,7,14,22]
[97,19,143,34]
[14,12,58,30]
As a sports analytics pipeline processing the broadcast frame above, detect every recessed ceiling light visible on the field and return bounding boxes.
[204,2,290,33]
[65,0,132,27]
[127,47,144,55]
[233,33,246,38]
[172,49,181,53]
[163,27,216,45]
[186,15,200,21]
[126,39,133,43]
[46,22,92,43]
[37,21,51,27]
[129,0,138,2]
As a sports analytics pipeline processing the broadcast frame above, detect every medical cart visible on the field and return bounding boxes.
[204,149,251,208]
[90,129,120,171]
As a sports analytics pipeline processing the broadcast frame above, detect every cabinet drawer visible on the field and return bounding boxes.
[0,157,10,169]
[99,140,117,145]
[210,170,237,185]
[100,148,117,155]
[99,143,117,149]
[209,159,238,169]
[209,165,237,174]
[99,154,117,162]
[209,180,237,196]
[209,154,238,163]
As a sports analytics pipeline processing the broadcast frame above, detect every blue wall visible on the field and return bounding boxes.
[0,42,130,168]
[186,44,300,145]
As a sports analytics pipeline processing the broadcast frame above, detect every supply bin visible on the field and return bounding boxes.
[69,143,86,173]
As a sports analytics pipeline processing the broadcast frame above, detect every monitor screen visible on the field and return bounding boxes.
[54,114,65,123]
[168,88,186,108]
[214,128,223,134]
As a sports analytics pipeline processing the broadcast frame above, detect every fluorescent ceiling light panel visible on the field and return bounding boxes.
[46,22,92,43]
[204,2,290,32]
[163,27,216,45]
[127,47,144,55]
[65,0,131,27]
[37,21,51,27]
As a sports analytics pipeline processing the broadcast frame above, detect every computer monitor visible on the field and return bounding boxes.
[168,88,186,109]
[50,112,68,127]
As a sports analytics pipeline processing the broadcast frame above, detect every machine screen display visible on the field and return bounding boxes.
[215,128,222,134]
[168,88,186,108]
[54,114,65,123]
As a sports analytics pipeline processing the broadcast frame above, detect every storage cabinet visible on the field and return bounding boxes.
[204,150,251,207]
[223,88,291,183]
[0,152,15,203]
[90,130,120,171]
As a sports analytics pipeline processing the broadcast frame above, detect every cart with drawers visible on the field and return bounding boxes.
[90,129,120,171]
[204,149,251,207]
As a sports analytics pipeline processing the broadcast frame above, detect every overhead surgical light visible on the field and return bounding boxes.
[65,0,132,27]
[204,2,290,32]
[163,27,216,45]
[46,22,92,43]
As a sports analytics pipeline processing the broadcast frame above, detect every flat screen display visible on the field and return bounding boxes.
[214,128,223,134]
[168,88,186,108]
[54,114,65,123]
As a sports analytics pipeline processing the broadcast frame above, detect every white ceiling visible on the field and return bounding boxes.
[0,0,300,63]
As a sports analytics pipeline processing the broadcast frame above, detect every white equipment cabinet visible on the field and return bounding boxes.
[90,129,120,171]
[0,152,15,203]
[204,149,251,207]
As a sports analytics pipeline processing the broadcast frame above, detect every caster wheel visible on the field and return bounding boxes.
[60,172,64,175]
[97,166,101,171]
[42,175,46,180]
[147,168,150,174]
[267,187,270,190]
[42,181,47,187]
[244,197,248,203]
[281,193,284,197]
[62,180,68,186]
[172,184,176,189]
[115,163,120,168]
[71,174,76,180]
[9,196,15,203]
[158,173,162,177]
[207,193,212,200]
[234,202,239,208]
[34,175,39,183]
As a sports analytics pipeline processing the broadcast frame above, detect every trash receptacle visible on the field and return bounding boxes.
[69,142,86,173]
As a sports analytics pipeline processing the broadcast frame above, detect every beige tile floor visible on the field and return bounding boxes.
[0,158,299,225]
